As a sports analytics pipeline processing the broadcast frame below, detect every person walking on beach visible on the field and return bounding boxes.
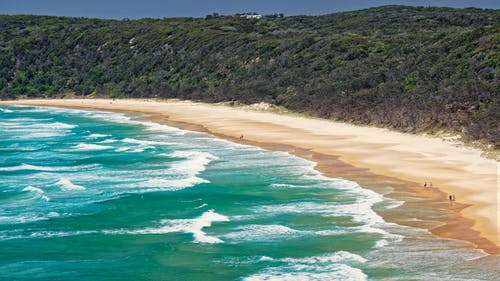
[424,182,427,187]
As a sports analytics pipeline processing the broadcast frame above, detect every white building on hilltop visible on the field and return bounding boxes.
[240,13,262,19]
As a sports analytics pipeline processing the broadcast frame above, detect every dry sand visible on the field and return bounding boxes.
[1,98,498,253]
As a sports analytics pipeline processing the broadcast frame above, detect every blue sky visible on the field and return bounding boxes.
[1,0,498,19]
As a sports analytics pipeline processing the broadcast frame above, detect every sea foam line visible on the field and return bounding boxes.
[131,150,218,191]
[243,251,367,281]
[222,224,307,242]
[0,163,99,172]
[165,151,219,175]
[1,121,76,130]
[121,138,173,146]
[71,143,113,151]
[22,186,50,201]
[87,133,110,139]
[137,177,209,191]
[75,109,186,136]
[0,164,57,172]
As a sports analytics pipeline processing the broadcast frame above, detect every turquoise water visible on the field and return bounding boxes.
[0,105,498,281]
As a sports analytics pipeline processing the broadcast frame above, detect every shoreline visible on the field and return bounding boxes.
[1,98,498,254]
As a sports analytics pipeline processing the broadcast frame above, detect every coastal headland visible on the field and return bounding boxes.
[1,98,498,254]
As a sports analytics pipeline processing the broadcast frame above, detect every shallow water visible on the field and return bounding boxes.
[0,105,498,280]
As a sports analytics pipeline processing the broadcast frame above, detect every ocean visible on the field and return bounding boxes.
[0,105,498,280]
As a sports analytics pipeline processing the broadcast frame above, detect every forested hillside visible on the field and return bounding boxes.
[0,6,498,143]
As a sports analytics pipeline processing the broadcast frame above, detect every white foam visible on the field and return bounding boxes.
[138,177,209,191]
[254,202,332,215]
[1,117,53,122]
[2,120,75,130]
[116,145,155,153]
[254,200,403,243]
[269,183,296,188]
[281,251,367,264]
[114,137,175,153]
[57,178,85,191]
[230,214,258,221]
[0,108,13,113]
[0,214,48,224]
[104,210,229,244]
[25,132,68,138]
[21,230,97,239]
[465,250,490,261]
[264,172,393,241]
[98,139,118,144]
[130,150,218,192]
[190,210,230,243]
[72,143,113,151]
[0,164,55,172]
[87,133,110,139]
[143,122,186,135]
[37,122,76,129]
[121,138,172,146]
[79,109,186,136]
[244,252,367,281]
[375,239,389,248]
[0,120,27,128]
[0,145,45,152]
[167,151,219,175]
[22,185,50,201]
[314,229,349,236]
[22,185,45,194]
[132,146,154,152]
[7,105,51,112]
[259,256,274,262]
[383,199,405,210]
[223,225,307,241]
[1,119,73,129]
[85,111,134,123]
[195,203,208,209]
[47,212,60,217]
[1,123,70,138]
[0,163,99,172]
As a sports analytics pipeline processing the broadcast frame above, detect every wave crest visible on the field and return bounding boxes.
[22,186,50,201]
[0,163,99,172]
[104,210,229,244]
[57,178,85,191]
[71,143,113,151]
[243,251,367,281]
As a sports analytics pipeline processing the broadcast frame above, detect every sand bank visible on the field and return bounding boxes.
[1,98,498,253]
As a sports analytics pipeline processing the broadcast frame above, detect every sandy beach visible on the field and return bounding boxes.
[1,98,498,254]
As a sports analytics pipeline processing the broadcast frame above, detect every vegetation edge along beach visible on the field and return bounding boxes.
[1,98,498,254]
[0,5,499,148]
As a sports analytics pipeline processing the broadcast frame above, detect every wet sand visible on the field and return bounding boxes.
[1,98,498,254]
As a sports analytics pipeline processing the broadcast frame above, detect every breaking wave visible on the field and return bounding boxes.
[57,178,85,191]
[103,210,229,244]
[71,143,113,151]
[243,251,367,281]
